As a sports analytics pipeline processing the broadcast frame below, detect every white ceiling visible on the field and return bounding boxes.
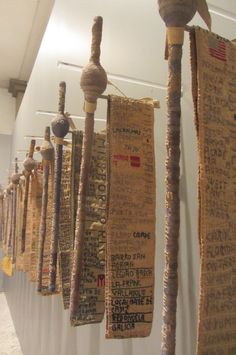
[0,0,55,89]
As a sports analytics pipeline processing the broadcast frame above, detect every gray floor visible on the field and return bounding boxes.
[0,292,23,355]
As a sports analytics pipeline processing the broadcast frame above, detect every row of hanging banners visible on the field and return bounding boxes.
[0,25,236,353]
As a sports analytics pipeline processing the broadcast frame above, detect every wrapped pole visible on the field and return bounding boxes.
[157,1,210,354]
[11,158,21,263]
[21,139,36,253]
[49,82,69,292]
[3,186,10,250]
[70,16,107,321]
[37,126,54,292]
[158,1,196,354]
[7,182,14,252]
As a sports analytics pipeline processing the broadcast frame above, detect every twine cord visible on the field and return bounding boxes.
[37,162,50,292]
[49,143,63,292]
[70,113,94,317]
[161,43,182,355]
[90,17,102,64]
[58,82,66,115]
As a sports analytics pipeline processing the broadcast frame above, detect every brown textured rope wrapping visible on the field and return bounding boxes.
[49,143,62,292]
[12,185,17,263]
[70,112,94,318]
[4,192,10,249]
[21,174,30,253]
[8,190,14,250]
[49,82,69,292]
[21,139,36,253]
[69,16,107,324]
[162,44,182,355]
[37,162,50,292]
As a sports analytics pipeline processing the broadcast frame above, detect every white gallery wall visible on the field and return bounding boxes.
[4,0,236,354]
[0,88,14,186]
[0,88,14,290]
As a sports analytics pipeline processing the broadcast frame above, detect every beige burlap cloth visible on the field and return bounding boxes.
[58,132,83,309]
[28,172,43,282]
[71,131,107,326]
[190,27,236,354]
[23,176,34,272]
[105,95,156,338]
[39,165,60,295]
[15,181,24,271]
[2,193,9,253]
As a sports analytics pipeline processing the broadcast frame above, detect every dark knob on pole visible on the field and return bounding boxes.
[51,82,70,138]
[23,140,37,172]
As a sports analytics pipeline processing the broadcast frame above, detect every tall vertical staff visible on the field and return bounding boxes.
[157,0,210,353]
[21,139,36,253]
[37,126,54,292]
[7,181,14,252]
[49,82,69,292]
[70,16,107,322]
[11,158,21,263]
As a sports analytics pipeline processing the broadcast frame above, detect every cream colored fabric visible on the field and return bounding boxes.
[190,27,236,354]
[105,95,156,338]
[58,132,83,309]
[71,131,107,326]
[28,172,43,282]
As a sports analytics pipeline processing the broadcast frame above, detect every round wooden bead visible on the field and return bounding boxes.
[7,183,13,192]
[40,140,54,161]
[23,157,36,172]
[51,113,70,138]
[80,63,107,103]
[11,173,21,185]
[158,0,197,27]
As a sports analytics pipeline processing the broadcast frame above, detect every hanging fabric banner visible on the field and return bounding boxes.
[2,255,13,277]
[105,95,156,338]
[6,190,13,256]
[190,27,236,354]
[23,175,34,272]
[2,191,8,252]
[38,164,60,295]
[29,172,43,282]
[59,149,73,306]
[70,131,107,326]
[15,179,25,271]
[58,131,82,309]
[1,189,14,277]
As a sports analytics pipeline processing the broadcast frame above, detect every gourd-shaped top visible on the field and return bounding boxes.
[11,158,21,185]
[51,82,70,138]
[80,16,107,103]
[40,126,54,161]
[23,139,37,173]
[158,0,197,27]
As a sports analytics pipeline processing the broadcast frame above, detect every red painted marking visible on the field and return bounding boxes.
[130,156,141,167]
[209,40,226,62]
[97,274,105,287]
